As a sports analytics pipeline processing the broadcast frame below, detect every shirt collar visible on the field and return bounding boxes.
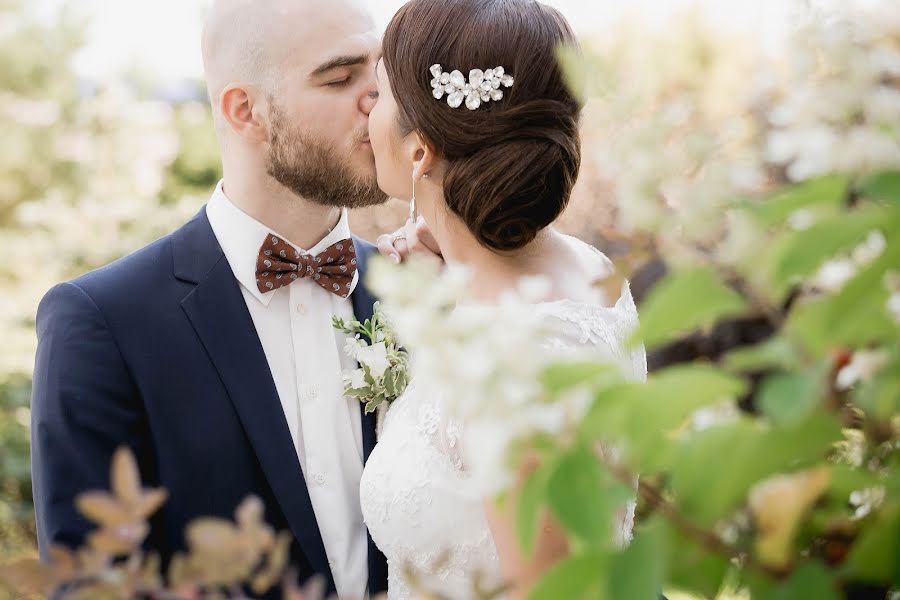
[205,180,357,306]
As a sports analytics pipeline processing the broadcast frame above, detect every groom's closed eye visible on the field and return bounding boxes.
[326,76,353,87]
[310,53,371,88]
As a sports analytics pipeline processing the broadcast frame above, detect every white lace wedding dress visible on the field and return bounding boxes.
[359,252,648,600]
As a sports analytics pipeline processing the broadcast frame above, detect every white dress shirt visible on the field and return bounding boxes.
[206,181,368,599]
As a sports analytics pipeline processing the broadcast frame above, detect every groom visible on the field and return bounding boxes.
[30,0,388,596]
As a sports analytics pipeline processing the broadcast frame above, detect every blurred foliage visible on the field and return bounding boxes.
[364,3,900,599]
[0,0,222,562]
[2,0,897,598]
[0,377,33,558]
[518,4,900,599]
[520,176,900,599]
[0,448,313,600]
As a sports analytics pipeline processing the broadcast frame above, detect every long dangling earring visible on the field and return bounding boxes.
[409,169,418,222]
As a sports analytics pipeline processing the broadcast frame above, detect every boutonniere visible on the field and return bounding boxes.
[333,303,411,418]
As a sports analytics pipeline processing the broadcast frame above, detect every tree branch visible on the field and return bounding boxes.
[597,451,788,581]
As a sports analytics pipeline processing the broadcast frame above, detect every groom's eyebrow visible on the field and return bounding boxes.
[309,54,371,78]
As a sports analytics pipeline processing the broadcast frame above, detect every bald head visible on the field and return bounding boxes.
[201,0,376,107]
[202,0,288,103]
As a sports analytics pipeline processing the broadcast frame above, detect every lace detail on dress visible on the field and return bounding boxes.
[360,247,647,599]
[360,382,501,599]
[536,282,647,384]
[384,524,500,600]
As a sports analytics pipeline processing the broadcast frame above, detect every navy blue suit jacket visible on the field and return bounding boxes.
[30,207,388,596]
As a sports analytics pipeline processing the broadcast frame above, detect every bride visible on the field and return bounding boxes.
[360,0,647,597]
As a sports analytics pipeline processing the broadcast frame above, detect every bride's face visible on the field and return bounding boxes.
[368,59,415,203]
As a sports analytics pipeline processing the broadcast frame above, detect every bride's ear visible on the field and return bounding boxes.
[406,131,438,182]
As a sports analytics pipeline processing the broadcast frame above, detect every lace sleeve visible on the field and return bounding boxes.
[536,282,647,383]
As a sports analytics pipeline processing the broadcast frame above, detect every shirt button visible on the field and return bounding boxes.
[314,473,326,485]
[306,384,319,400]
[296,304,307,315]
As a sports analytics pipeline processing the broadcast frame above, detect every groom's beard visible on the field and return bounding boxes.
[266,106,388,209]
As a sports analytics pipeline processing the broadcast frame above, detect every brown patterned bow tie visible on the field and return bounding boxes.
[256,234,357,298]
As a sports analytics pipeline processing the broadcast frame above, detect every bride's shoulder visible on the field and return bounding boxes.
[559,233,615,277]
[548,232,623,306]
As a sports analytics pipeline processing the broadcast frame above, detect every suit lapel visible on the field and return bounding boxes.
[175,209,333,586]
[349,237,389,594]
[350,236,379,463]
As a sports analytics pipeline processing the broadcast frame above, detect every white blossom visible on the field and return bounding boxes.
[343,336,365,361]
[690,401,741,432]
[356,342,391,379]
[813,230,887,293]
[850,486,886,519]
[813,259,858,293]
[884,271,900,324]
[851,231,887,265]
[787,209,817,231]
[767,1,900,181]
[344,368,367,390]
[836,349,890,390]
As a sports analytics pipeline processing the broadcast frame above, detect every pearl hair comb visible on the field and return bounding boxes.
[429,64,515,110]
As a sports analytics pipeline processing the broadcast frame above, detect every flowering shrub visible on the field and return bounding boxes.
[367,2,900,598]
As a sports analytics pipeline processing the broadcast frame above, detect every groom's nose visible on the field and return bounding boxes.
[359,81,378,116]
[359,72,378,115]
[360,87,378,116]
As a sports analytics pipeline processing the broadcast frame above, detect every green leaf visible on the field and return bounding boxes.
[827,464,882,504]
[854,369,900,421]
[632,267,747,350]
[746,175,848,227]
[608,519,666,600]
[842,502,900,584]
[547,446,631,546]
[644,365,747,424]
[770,207,890,294]
[758,365,828,426]
[526,551,607,600]
[582,365,746,470]
[722,336,801,373]
[859,170,900,204]
[669,414,842,524]
[822,240,900,344]
[541,362,617,396]
[784,299,835,357]
[660,519,730,599]
[362,364,376,386]
[771,562,840,600]
[516,458,556,558]
[738,569,779,599]
[787,233,900,355]
[383,367,398,398]
[395,368,409,397]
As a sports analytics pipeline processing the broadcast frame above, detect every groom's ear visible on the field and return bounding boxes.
[407,131,438,181]
[220,84,269,143]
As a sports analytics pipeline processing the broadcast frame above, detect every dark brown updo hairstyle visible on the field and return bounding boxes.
[382,0,583,252]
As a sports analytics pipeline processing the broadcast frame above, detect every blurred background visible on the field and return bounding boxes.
[0,0,809,567]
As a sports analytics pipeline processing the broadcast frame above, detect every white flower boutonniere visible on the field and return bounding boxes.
[333,303,411,416]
